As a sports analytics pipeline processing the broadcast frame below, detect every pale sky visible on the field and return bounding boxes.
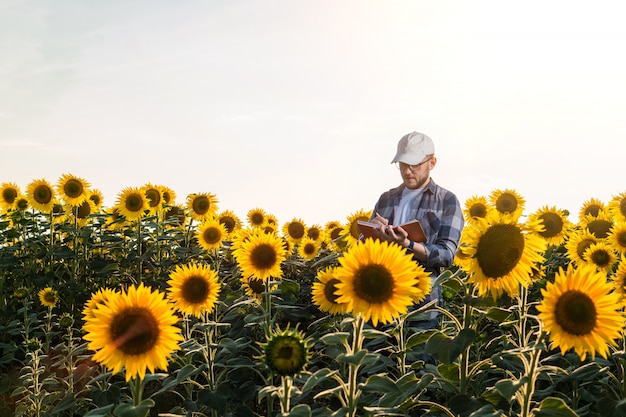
[2,0,625,226]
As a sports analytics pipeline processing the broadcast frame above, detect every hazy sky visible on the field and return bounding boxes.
[2,0,625,226]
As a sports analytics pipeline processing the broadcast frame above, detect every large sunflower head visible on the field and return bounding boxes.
[460,212,547,299]
[333,238,430,327]
[56,174,90,207]
[246,207,267,228]
[581,242,618,273]
[186,193,219,222]
[261,326,311,377]
[0,182,20,211]
[342,209,372,248]
[116,187,148,222]
[195,218,227,252]
[297,237,321,261]
[565,229,599,265]
[607,222,626,255]
[528,205,573,247]
[578,197,606,222]
[38,287,58,308]
[282,218,307,245]
[233,230,287,280]
[608,192,626,223]
[217,209,242,237]
[579,211,614,239]
[537,264,624,361]
[312,266,349,315]
[489,188,525,220]
[142,183,164,215]
[26,179,56,213]
[167,262,222,317]
[82,283,183,382]
[463,195,491,224]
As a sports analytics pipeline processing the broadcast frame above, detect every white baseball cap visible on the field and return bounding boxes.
[391,131,435,165]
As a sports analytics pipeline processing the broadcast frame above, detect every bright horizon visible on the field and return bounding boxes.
[2,0,625,226]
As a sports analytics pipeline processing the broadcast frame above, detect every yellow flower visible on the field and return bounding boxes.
[305,224,325,242]
[167,262,221,317]
[162,204,187,228]
[262,326,310,377]
[233,230,287,280]
[334,238,430,327]
[88,188,105,210]
[116,187,148,222]
[537,264,624,361]
[565,229,599,265]
[26,179,56,213]
[158,185,177,206]
[611,257,626,306]
[578,197,606,222]
[82,288,119,320]
[527,205,573,246]
[460,212,546,299]
[342,209,372,248]
[186,193,218,222]
[607,222,626,255]
[0,182,20,211]
[217,209,242,237]
[38,287,58,308]
[297,237,321,261]
[196,218,227,251]
[581,242,618,273]
[241,276,277,303]
[311,266,348,315]
[489,188,525,220]
[56,173,90,207]
[247,207,267,228]
[142,183,164,215]
[579,211,614,239]
[83,283,183,382]
[282,218,307,245]
[607,192,626,223]
[67,199,98,227]
[463,195,491,224]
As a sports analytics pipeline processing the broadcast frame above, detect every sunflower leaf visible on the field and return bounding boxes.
[113,399,155,417]
[285,404,312,417]
[320,332,350,345]
[534,397,579,417]
[301,368,338,393]
[494,377,528,402]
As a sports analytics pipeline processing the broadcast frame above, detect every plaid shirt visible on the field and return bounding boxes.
[369,178,464,275]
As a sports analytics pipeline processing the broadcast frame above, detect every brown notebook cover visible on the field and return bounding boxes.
[357,220,427,243]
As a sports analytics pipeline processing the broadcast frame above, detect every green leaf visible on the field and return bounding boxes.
[425,331,452,363]
[285,404,312,417]
[485,307,512,323]
[301,368,337,393]
[336,349,379,366]
[320,332,350,346]
[494,377,527,402]
[113,399,155,417]
[83,404,115,417]
[534,397,579,417]
[437,363,460,382]
[449,328,476,360]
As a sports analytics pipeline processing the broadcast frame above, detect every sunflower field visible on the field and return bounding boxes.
[2,176,626,417]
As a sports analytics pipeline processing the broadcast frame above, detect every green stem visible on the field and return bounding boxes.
[131,376,144,406]
[459,303,472,395]
[521,332,545,417]
[137,218,143,283]
[347,314,365,417]
[280,375,292,414]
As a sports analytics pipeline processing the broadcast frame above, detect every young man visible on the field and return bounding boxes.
[369,131,464,321]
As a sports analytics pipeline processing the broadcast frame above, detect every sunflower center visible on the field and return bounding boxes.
[203,227,221,244]
[576,239,596,260]
[192,196,211,215]
[617,231,626,249]
[324,278,341,304]
[590,249,611,267]
[125,194,144,213]
[587,219,613,239]
[495,193,518,214]
[17,198,28,210]
[250,244,277,270]
[89,194,101,207]
[584,205,602,218]
[287,222,305,239]
[111,307,160,355]
[354,264,394,303]
[307,228,321,241]
[539,212,563,238]
[469,203,487,218]
[43,291,57,304]
[250,212,264,225]
[476,224,525,278]
[330,228,342,240]
[220,217,236,233]
[303,243,316,256]
[554,290,596,335]
[267,336,305,376]
[2,188,17,204]
[34,185,53,204]
[620,199,626,218]
[76,201,92,219]
[248,278,265,294]
[64,179,84,199]
[181,276,210,304]
[145,189,161,208]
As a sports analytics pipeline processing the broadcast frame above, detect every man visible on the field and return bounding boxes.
[369,131,464,323]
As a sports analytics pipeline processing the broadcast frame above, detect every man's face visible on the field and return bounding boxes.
[397,156,435,190]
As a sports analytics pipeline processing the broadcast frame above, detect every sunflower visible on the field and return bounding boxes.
[333,238,430,327]
[342,209,372,248]
[607,192,626,223]
[82,283,183,382]
[167,262,221,317]
[306,224,325,242]
[262,326,310,377]
[26,179,56,213]
[142,183,164,215]
[196,219,227,252]
[578,197,606,222]
[297,237,321,261]
[159,185,177,206]
[103,207,127,230]
[162,204,187,228]
[217,209,242,237]
[88,188,104,210]
[579,211,614,239]
[241,276,278,303]
[489,188,525,220]
[14,195,29,211]
[67,199,98,227]
[0,182,20,211]
[247,208,267,228]
[607,222,626,255]
[233,230,287,280]
[565,229,599,265]
[527,205,573,246]
[56,173,90,207]
[611,257,626,305]
[82,288,119,320]
[463,195,491,224]
[537,264,624,361]
[116,187,148,222]
[186,193,218,222]
[38,287,58,308]
[581,242,618,273]
[311,266,348,315]
[459,212,546,299]
[265,213,279,227]
[282,218,307,245]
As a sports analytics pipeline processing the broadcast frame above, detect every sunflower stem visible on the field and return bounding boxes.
[346,314,365,417]
[520,330,545,417]
[131,376,145,406]
[137,218,143,283]
[280,375,293,414]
